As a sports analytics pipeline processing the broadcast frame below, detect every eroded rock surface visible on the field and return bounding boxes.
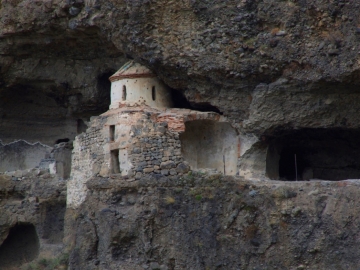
[2,1,360,138]
[66,174,360,270]
[0,172,66,268]
[2,0,360,269]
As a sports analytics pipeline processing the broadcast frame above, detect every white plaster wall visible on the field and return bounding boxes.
[180,121,238,175]
[110,77,173,109]
[100,112,135,177]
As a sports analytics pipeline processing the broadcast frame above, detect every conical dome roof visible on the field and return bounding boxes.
[109,60,155,82]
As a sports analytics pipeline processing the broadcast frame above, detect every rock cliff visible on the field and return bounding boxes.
[1,0,360,269]
[66,174,360,270]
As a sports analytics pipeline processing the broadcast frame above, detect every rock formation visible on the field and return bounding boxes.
[1,0,360,269]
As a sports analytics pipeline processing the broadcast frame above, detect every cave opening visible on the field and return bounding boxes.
[40,202,66,244]
[170,89,223,114]
[278,147,307,181]
[55,138,70,144]
[180,120,238,175]
[77,119,88,135]
[189,102,223,114]
[96,71,114,112]
[0,75,111,146]
[0,85,78,145]
[0,223,40,268]
[266,128,360,181]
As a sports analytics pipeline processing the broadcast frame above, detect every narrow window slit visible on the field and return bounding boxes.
[109,125,115,141]
[122,85,127,101]
[152,86,156,101]
[111,149,120,174]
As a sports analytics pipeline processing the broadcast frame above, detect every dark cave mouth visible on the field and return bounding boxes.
[266,128,360,181]
[170,88,223,114]
[0,223,40,268]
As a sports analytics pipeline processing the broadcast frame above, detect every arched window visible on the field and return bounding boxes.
[122,85,127,101]
[152,86,156,101]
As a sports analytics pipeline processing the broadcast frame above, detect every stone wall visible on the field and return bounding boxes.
[67,124,105,208]
[127,122,190,179]
[68,107,242,208]
[101,110,191,179]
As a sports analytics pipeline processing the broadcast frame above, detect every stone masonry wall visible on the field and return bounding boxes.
[127,121,190,180]
[68,107,235,208]
[67,124,105,208]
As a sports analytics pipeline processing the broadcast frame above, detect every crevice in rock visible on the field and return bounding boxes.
[55,138,70,144]
[189,102,223,114]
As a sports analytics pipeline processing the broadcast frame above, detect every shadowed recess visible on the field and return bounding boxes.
[0,223,40,268]
[266,128,360,181]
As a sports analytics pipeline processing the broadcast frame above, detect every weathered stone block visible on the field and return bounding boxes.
[169,168,177,175]
[160,160,175,169]
[143,168,154,173]
[176,162,190,174]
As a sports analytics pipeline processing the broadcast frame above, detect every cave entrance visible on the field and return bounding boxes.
[170,88,223,114]
[266,128,360,181]
[0,223,40,268]
[180,120,238,175]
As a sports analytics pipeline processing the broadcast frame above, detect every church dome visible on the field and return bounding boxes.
[109,61,155,82]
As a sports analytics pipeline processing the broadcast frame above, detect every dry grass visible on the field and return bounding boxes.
[271,27,280,36]
[164,196,175,204]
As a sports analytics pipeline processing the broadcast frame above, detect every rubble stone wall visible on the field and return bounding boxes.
[126,121,189,179]
[67,124,105,208]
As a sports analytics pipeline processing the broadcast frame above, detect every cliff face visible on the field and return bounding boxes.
[67,175,360,270]
[2,0,360,269]
[2,0,360,136]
